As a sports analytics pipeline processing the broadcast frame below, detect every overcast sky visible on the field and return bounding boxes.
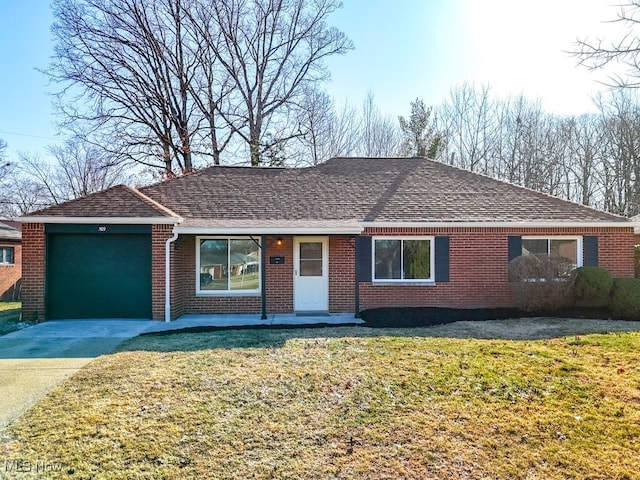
[0,0,625,162]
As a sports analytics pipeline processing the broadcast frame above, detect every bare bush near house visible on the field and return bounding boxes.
[509,254,576,312]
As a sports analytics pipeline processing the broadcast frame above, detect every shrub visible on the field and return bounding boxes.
[508,254,575,312]
[635,245,640,279]
[572,267,613,307]
[610,278,640,320]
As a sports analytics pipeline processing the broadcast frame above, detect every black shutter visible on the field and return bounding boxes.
[508,236,522,262]
[434,236,450,282]
[355,236,372,282]
[583,236,599,267]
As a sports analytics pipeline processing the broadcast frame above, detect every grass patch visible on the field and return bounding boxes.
[0,301,24,336]
[2,323,640,479]
[0,301,20,313]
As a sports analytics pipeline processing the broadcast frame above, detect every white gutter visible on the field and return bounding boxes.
[174,226,363,235]
[164,229,180,322]
[20,216,182,225]
[360,221,634,229]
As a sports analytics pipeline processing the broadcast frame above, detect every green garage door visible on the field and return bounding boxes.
[46,225,152,319]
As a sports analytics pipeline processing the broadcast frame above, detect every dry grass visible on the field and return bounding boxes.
[0,301,23,336]
[0,302,20,313]
[2,322,640,479]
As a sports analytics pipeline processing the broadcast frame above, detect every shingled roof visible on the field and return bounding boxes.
[0,221,21,241]
[25,185,180,221]
[24,157,629,226]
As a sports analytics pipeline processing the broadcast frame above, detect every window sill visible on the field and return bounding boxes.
[372,281,436,287]
[196,291,261,297]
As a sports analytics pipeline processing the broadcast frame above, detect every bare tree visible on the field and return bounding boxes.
[205,0,352,166]
[360,92,401,157]
[1,175,51,216]
[48,0,351,171]
[596,90,640,215]
[49,0,212,175]
[0,139,8,183]
[294,88,361,165]
[565,114,606,207]
[575,1,640,88]
[0,139,16,216]
[440,82,498,173]
[11,137,128,211]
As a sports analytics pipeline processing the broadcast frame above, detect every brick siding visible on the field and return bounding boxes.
[359,226,635,311]
[21,225,635,321]
[151,224,175,320]
[0,240,21,301]
[20,223,45,321]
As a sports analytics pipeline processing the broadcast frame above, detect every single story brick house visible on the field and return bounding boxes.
[20,157,635,322]
[0,220,22,301]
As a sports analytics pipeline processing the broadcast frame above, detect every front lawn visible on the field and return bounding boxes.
[2,322,640,479]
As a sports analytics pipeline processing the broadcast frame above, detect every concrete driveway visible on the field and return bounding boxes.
[0,320,152,430]
[0,314,360,430]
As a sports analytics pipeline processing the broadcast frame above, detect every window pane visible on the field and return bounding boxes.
[550,239,577,264]
[375,240,401,279]
[300,242,322,260]
[522,239,548,256]
[230,239,260,290]
[551,239,578,276]
[403,240,431,280]
[1,247,14,264]
[299,242,323,276]
[300,259,322,276]
[200,239,228,290]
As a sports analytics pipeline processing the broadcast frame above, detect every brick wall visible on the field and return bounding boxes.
[19,224,638,321]
[0,240,21,301]
[167,235,355,317]
[151,224,175,321]
[358,226,635,311]
[20,223,45,321]
[329,236,355,312]
[265,236,293,313]
[170,235,262,316]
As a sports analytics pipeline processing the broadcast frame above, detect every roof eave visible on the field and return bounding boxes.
[174,226,364,235]
[19,216,183,225]
[361,220,633,228]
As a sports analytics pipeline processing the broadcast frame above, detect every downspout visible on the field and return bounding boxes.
[165,228,179,322]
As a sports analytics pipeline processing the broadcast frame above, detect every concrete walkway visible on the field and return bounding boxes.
[0,314,361,429]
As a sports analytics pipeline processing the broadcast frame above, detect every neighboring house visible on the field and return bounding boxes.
[20,157,635,321]
[632,214,640,243]
[0,220,22,301]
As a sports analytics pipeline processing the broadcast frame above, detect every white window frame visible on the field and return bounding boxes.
[0,247,14,265]
[196,236,261,296]
[372,236,435,283]
[521,236,583,270]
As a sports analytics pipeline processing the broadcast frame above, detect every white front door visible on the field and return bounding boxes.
[294,236,329,312]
